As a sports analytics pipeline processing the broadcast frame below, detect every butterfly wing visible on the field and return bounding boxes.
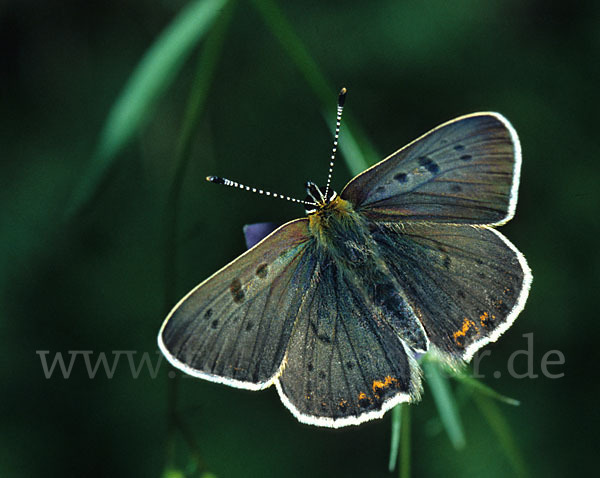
[341,113,521,225]
[158,218,316,390]
[371,222,532,361]
[275,257,422,428]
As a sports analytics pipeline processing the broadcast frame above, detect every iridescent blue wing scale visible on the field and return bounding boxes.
[341,113,521,225]
[159,218,315,390]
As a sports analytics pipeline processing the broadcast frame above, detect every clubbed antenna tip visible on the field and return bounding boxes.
[338,87,347,107]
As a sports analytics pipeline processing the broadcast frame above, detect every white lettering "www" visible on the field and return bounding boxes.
[35,351,164,379]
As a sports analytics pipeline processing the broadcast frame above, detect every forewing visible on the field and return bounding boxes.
[159,218,316,390]
[372,222,532,361]
[341,113,521,225]
[275,258,422,428]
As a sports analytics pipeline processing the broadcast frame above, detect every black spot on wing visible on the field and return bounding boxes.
[394,172,408,183]
[229,278,245,303]
[460,154,473,161]
[493,299,509,315]
[418,156,440,174]
[255,263,269,278]
[454,144,465,151]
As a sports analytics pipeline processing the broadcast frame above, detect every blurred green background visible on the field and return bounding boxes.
[2,0,598,476]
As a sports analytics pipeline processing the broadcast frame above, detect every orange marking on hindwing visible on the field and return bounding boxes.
[453,318,478,347]
[357,391,371,406]
[372,375,398,396]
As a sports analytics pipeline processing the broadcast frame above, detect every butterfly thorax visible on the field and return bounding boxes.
[307,192,429,352]
[307,194,365,256]
[305,181,366,260]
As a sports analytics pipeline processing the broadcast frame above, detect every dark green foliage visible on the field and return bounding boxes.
[2,0,597,477]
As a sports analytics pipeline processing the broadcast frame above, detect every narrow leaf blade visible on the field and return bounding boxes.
[67,0,227,217]
[472,393,529,477]
[253,0,378,174]
[400,404,411,478]
[388,404,403,472]
[454,372,520,406]
[423,359,466,450]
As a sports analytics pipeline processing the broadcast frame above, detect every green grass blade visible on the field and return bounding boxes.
[472,393,529,478]
[339,125,370,175]
[66,0,228,218]
[342,116,380,169]
[252,0,377,173]
[400,404,411,478]
[388,404,403,472]
[163,0,235,311]
[251,0,329,104]
[423,360,466,450]
[325,110,369,176]
[454,372,520,406]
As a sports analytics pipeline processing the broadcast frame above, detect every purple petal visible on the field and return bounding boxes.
[243,222,280,250]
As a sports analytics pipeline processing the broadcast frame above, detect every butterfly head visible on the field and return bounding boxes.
[304,181,337,214]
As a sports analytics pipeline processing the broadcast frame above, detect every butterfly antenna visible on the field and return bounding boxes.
[206,176,316,207]
[324,87,347,199]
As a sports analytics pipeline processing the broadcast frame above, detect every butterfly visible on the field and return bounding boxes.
[158,89,532,428]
